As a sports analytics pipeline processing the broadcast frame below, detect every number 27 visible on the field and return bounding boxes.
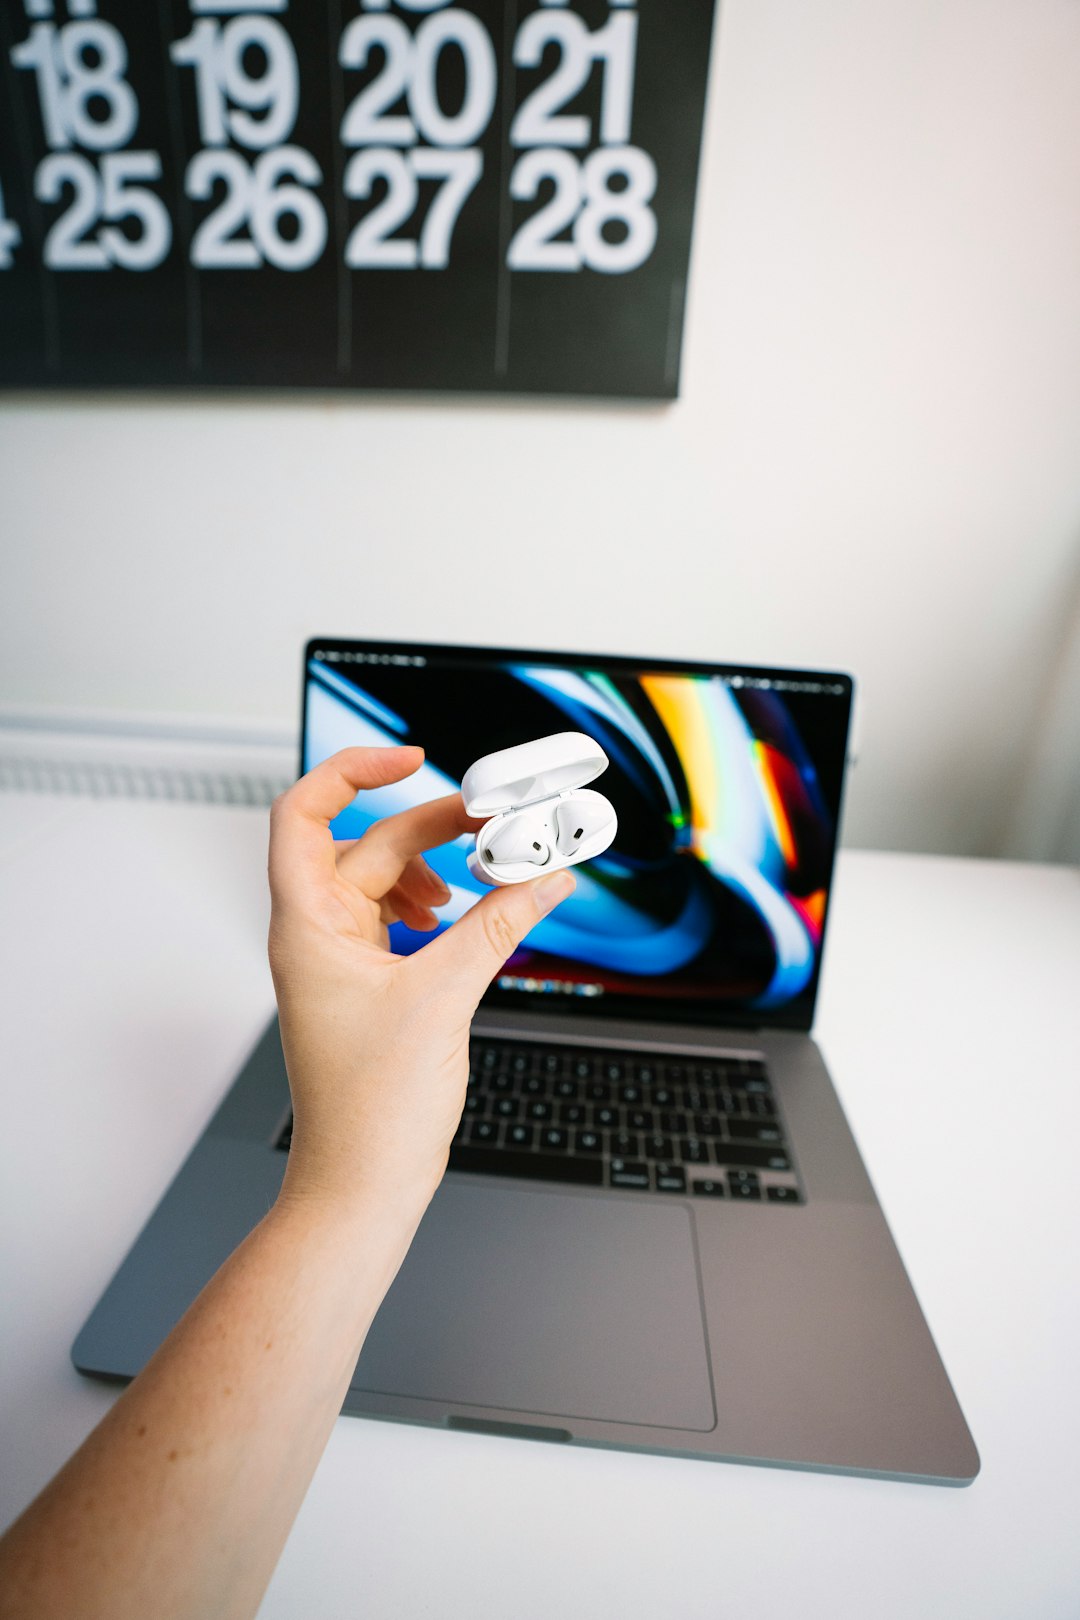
[345,147,481,270]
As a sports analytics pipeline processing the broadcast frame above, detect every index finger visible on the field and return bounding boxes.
[336,791,485,897]
[269,745,425,905]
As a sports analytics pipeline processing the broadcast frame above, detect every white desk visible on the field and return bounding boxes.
[1,794,1078,1620]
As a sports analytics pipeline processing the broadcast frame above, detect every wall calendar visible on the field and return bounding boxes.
[0,0,717,395]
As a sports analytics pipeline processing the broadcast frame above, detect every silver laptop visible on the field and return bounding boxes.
[73,639,979,1485]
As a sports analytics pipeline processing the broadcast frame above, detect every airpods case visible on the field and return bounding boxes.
[462,731,618,887]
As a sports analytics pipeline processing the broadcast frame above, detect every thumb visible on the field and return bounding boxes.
[416,869,576,1005]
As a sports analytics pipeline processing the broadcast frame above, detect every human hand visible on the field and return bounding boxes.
[267,746,575,1226]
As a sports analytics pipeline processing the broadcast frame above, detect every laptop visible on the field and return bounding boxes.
[73,639,980,1485]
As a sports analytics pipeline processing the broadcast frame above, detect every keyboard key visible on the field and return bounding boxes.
[586,1082,611,1102]
[574,1130,603,1155]
[660,1111,688,1134]
[605,1061,626,1082]
[468,1120,499,1145]
[463,1093,484,1115]
[493,1097,520,1119]
[680,1137,709,1164]
[749,1094,777,1117]
[491,1073,515,1094]
[522,1075,546,1096]
[728,1069,759,1090]
[558,1102,586,1126]
[540,1127,569,1152]
[554,1079,580,1099]
[619,1084,641,1104]
[767,1186,801,1204]
[644,1134,673,1161]
[507,1124,534,1148]
[713,1144,790,1170]
[542,1054,563,1075]
[449,1145,602,1186]
[637,1064,657,1085]
[652,1086,674,1106]
[593,1105,620,1129]
[692,1113,722,1136]
[609,1159,650,1190]
[611,1132,641,1159]
[693,1179,726,1197]
[655,1163,687,1193]
[574,1059,594,1080]
[728,1119,783,1143]
[626,1108,654,1132]
[729,1179,762,1200]
[526,1100,553,1122]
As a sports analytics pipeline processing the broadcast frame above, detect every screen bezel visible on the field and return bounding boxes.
[300,638,855,1033]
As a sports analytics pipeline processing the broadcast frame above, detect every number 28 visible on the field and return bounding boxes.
[509,146,657,275]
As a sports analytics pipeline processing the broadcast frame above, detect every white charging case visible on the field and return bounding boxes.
[462,731,618,887]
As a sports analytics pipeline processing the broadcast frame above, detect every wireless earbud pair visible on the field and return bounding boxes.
[483,797,612,868]
[462,732,618,887]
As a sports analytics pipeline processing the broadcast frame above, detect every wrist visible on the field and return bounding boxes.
[275,1148,441,1254]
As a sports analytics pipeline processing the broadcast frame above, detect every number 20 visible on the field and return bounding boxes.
[340,12,496,149]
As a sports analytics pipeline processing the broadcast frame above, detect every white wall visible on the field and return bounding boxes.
[2,0,1079,858]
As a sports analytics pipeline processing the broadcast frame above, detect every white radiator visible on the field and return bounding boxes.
[0,709,296,808]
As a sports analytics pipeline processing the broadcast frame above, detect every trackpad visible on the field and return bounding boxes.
[352,1181,716,1433]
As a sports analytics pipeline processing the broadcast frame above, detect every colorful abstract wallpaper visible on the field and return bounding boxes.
[303,649,852,1028]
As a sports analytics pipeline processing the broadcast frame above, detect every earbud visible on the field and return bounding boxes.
[554,798,612,857]
[484,819,551,868]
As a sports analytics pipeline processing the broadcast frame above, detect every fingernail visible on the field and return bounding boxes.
[536,871,576,915]
[432,877,452,903]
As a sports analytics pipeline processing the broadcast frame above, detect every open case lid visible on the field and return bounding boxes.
[461,732,608,817]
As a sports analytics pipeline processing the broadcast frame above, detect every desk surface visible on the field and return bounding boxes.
[0,794,1077,1620]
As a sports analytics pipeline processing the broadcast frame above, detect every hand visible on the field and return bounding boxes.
[267,745,575,1224]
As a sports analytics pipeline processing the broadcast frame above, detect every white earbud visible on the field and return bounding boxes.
[554,798,612,857]
[484,818,551,868]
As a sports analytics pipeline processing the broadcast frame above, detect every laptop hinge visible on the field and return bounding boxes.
[470,1011,765,1062]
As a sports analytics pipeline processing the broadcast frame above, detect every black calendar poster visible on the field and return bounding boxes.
[0,0,717,396]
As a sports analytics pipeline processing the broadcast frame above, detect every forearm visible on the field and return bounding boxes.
[0,1189,426,1620]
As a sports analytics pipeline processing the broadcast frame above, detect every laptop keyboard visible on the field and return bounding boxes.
[275,1038,803,1203]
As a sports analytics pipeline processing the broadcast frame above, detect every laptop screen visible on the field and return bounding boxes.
[301,641,853,1032]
